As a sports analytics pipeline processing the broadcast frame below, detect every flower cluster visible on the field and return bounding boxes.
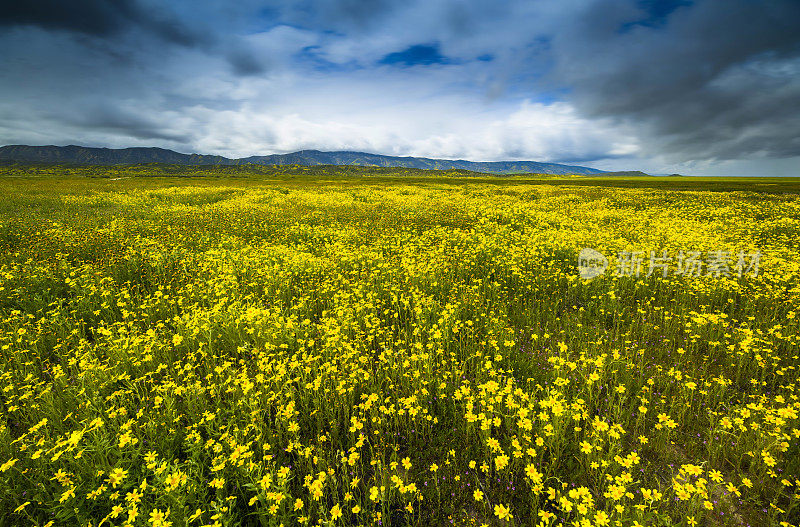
[0,176,798,526]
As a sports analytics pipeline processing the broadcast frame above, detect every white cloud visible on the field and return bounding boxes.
[177,76,639,165]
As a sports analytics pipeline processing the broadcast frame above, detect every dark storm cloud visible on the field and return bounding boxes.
[227,47,269,76]
[0,0,204,46]
[66,104,193,143]
[548,0,800,160]
[0,0,270,83]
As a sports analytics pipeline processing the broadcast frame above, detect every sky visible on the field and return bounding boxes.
[1,0,799,175]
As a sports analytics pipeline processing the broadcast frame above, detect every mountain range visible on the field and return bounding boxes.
[0,145,605,175]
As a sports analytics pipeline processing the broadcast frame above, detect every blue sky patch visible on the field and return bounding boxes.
[379,43,454,67]
[618,0,693,32]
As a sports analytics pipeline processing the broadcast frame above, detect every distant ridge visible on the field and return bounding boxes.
[599,170,651,177]
[0,145,605,175]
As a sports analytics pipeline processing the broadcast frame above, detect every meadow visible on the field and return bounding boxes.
[1,166,799,527]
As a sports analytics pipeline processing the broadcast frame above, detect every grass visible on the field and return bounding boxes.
[2,162,799,193]
[0,165,798,527]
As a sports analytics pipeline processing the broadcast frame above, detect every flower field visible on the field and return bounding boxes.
[1,172,799,527]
